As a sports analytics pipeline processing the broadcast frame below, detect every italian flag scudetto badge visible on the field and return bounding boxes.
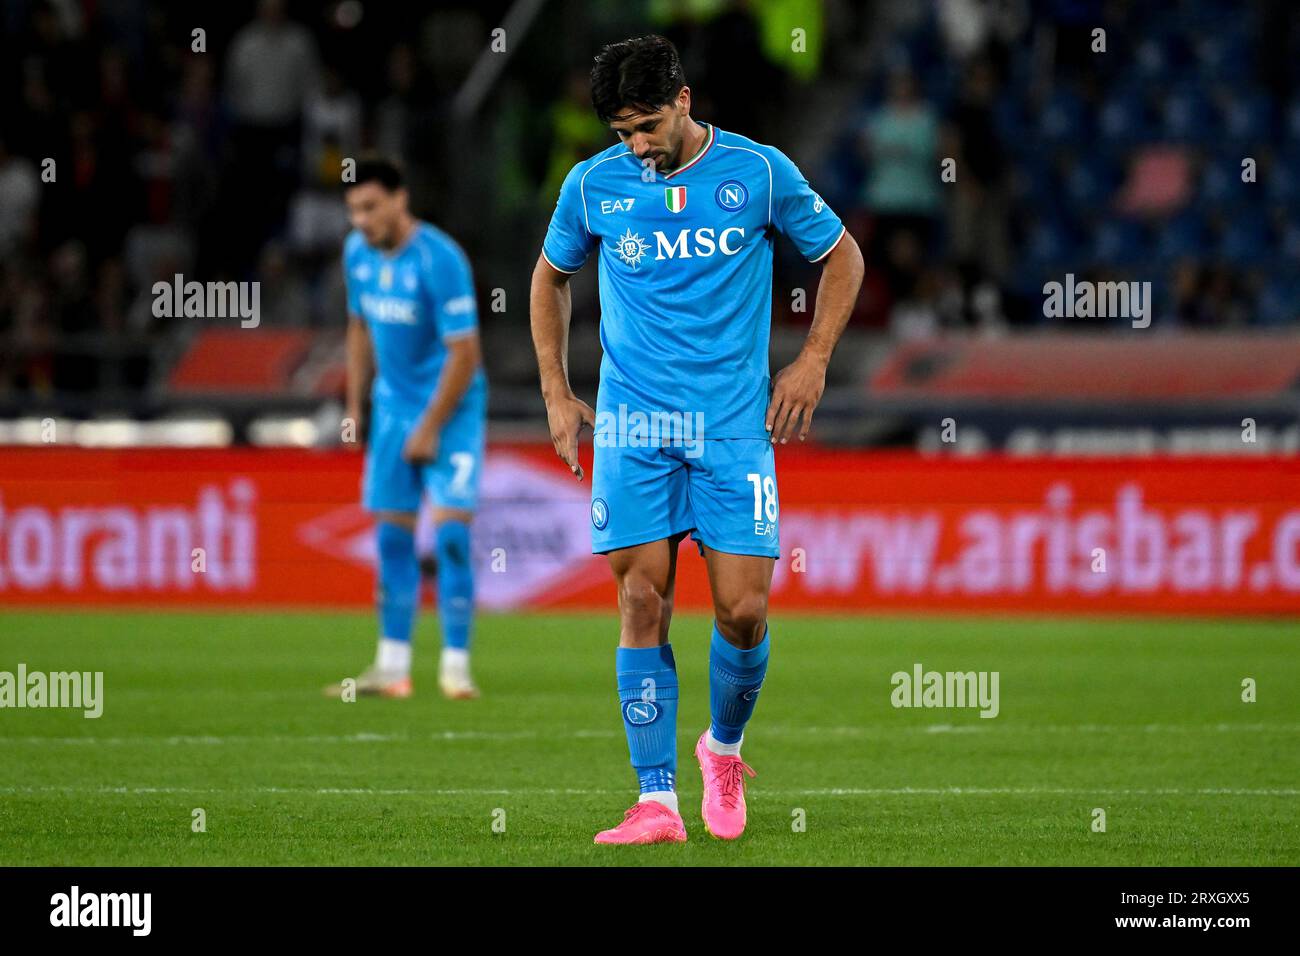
[664,186,687,213]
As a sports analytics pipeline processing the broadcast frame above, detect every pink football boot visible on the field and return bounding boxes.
[593,800,688,845]
[695,732,756,840]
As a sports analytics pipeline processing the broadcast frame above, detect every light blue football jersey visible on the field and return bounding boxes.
[542,122,845,440]
[343,221,485,415]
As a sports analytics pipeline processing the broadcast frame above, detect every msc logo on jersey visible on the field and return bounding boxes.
[622,699,661,725]
[609,229,650,268]
[715,180,749,211]
[664,186,687,213]
[359,293,417,324]
[591,497,610,530]
[653,227,746,260]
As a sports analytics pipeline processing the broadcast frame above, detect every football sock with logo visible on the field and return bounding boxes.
[435,520,474,652]
[707,623,770,751]
[616,644,679,813]
[375,521,418,673]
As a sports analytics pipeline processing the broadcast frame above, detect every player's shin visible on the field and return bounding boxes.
[706,623,770,754]
[375,521,420,674]
[435,520,477,692]
[435,520,474,651]
[616,645,679,813]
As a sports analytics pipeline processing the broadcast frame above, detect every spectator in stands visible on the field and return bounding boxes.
[0,138,40,258]
[860,66,942,306]
[221,0,320,274]
[944,58,1010,283]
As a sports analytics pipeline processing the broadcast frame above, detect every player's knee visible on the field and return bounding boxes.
[435,520,471,566]
[714,592,768,646]
[619,577,668,635]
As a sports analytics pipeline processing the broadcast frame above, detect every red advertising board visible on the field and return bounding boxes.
[1,446,1297,614]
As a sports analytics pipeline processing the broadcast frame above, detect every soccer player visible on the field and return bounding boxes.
[326,157,486,700]
[529,36,864,843]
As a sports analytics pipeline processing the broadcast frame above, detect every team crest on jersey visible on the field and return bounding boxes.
[591,497,610,530]
[715,180,749,211]
[664,186,687,213]
[402,270,418,292]
[609,229,649,269]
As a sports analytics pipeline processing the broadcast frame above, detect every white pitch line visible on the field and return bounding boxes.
[3,723,1297,746]
[1,785,1296,797]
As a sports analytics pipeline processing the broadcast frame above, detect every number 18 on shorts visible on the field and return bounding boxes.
[589,438,779,558]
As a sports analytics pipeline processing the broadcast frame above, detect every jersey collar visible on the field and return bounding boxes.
[662,122,715,180]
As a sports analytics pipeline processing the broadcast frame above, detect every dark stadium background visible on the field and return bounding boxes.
[4,0,1297,442]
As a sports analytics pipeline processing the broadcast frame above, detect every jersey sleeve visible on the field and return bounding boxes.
[541,161,596,273]
[430,242,479,341]
[769,147,845,262]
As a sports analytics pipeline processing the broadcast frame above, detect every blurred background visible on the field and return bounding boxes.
[2,0,1299,616]
[3,0,1298,451]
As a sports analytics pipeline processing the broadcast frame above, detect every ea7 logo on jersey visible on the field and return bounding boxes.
[654,227,745,260]
[601,198,635,214]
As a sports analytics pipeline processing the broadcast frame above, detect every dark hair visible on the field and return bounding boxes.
[590,35,686,124]
[343,155,405,193]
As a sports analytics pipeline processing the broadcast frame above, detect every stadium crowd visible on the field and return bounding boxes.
[1,0,1296,404]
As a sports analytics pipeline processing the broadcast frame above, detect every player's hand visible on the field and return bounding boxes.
[545,392,596,480]
[402,421,439,465]
[766,352,827,444]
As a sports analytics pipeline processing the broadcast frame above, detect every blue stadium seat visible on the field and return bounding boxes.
[1161,85,1216,144]
[1037,88,1089,146]
[1191,32,1250,78]
[1217,211,1273,266]
[1065,155,1119,208]
[1285,100,1300,144]
[1278,217,1300,263]
[1256,274,1300,325]
[1221,91,1274,146]
[1098,85,1149,148]
[1155,210,1209,264]
[1265,154,1300,206]
[1090,218,1148,267]
[1200,157,1244,208]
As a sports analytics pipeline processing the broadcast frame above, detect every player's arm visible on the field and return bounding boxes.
[345,313,373,448]
[530,255,595,480]
[403,331,482,464]
[403,245,483,465]
[765,147,865,444]
[766,232,864,444]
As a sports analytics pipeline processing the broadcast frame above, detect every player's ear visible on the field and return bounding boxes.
[676,85,691,116]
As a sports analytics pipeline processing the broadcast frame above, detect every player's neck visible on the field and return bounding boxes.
[382,215,419,255]
[667,120,708,172]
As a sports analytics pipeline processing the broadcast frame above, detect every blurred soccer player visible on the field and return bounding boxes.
[326,157,486,700]
[530,36,864,842]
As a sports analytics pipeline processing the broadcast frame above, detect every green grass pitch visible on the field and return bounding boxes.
[1,610,1297,865]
